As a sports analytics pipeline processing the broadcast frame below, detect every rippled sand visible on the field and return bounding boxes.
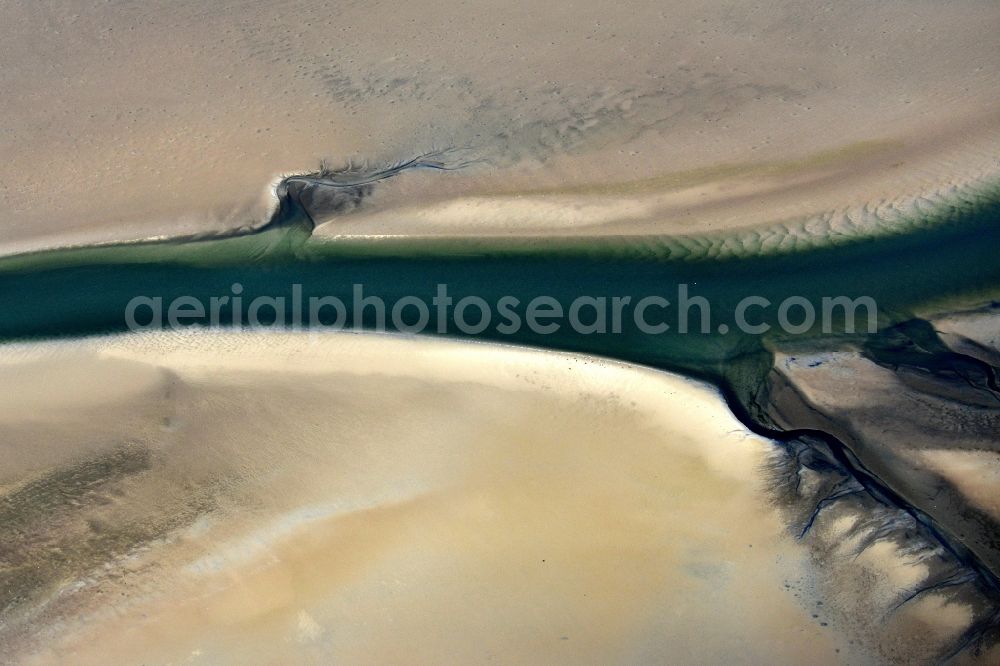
[2,1,999,253]
[0,331,867,664]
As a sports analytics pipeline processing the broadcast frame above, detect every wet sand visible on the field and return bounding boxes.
[763,336,1000,576]
[0,331,859,664]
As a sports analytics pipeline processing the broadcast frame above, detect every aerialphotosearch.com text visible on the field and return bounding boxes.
[125,283,879,336]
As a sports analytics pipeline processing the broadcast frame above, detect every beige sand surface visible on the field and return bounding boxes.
[920,449,1000,522]
[0,331,865,664]
[1,1,998,253]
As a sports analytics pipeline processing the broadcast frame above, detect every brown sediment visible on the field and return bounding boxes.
[757,322,1000,578]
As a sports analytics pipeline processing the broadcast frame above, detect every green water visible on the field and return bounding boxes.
[0,192,998,392]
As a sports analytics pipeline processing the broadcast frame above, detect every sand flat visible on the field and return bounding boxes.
[0,330,862,664]
[1,1,999,253]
